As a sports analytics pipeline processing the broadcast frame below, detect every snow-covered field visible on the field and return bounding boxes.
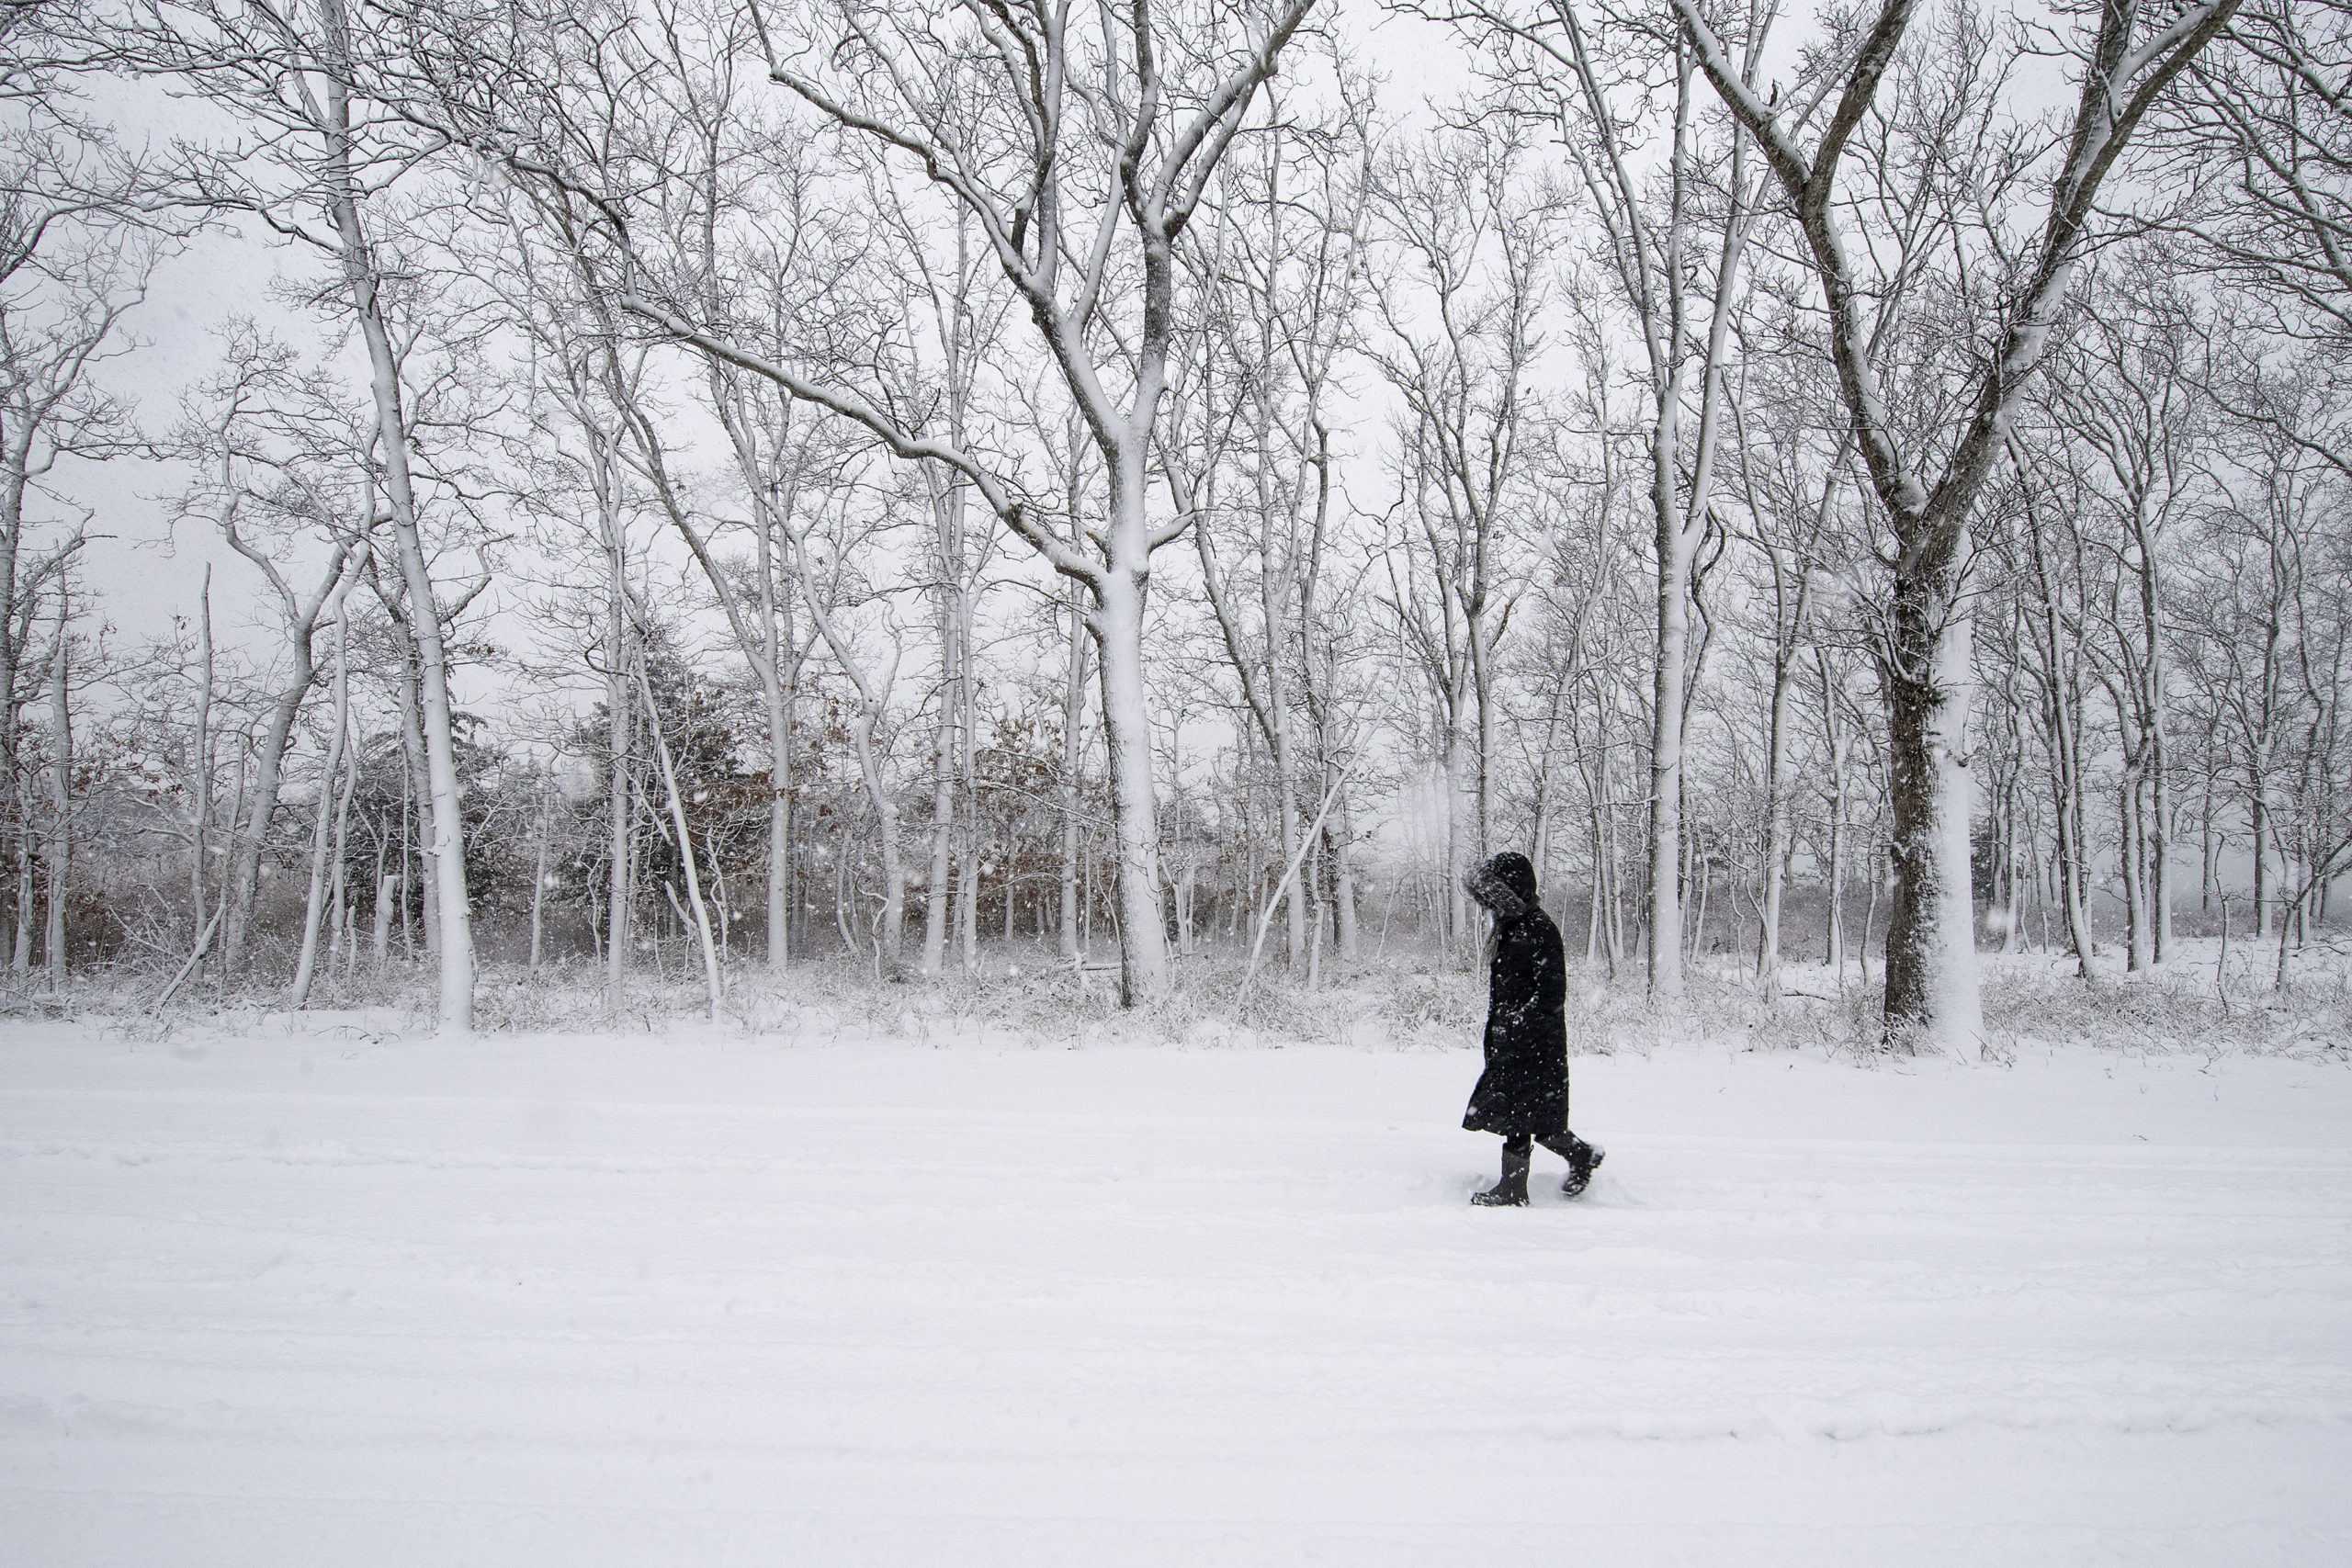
[5,1013,2349,1564]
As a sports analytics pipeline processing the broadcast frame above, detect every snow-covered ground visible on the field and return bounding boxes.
[4,1014,2349,1564]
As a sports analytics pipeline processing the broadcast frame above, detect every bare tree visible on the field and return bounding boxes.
[2007,446,2101,974]
[2164,1,2352,372]
[2041,272,2212,966]
[0,214,157,974]
[1430,0,1767,999]
[1172,67,1374,973]
[1673,0,2243,1049]
[1371,128,1558,954]
[2177,362,2348,948]
[116,0,488,1029]
[503,0,1324,1003]
[287,583,356,1006]
[1722,343,1847,998]
[167,327,368,977]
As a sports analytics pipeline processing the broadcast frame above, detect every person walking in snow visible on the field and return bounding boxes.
[1461,851,1603,1207]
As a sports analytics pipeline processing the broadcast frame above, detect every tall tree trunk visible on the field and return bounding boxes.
[605,604,632,1006]
[1058,576,1086,962]
[956,610,980,975]
[387,631,439,964]
[190,567,215,971]
[853,711,905,964]
[1438,731,1459,952]
[2141,539,2172,963]
[327,702,355,980]
[1091,485,1167,1003]
[1266,641,1305,969]
[2027,507,2096,977]
[2120,761,2150,971]
[1881,569,1983,1053]
[222,553,352,976]
[289,602,352,1008]
[371,862,392,974]
[12,808,31,974]
[1472,621,1498,867]
[786,525,905,964]
[320,0,471,1032]
[640,660,722,1021]
[922,592,957,978]
[1329,795,1359,961]
[42,590,67,990]
[0,425,26,974]
[2252,781,2274,940]
[763,545,793,972]
[1647,515,1694,1000]
[526,775,550,974]
[1821,663,1848,988]
[1757,576,1808,1000]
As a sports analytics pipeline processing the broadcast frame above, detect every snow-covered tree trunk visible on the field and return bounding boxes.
[220,545,355,977]
[786,511,907,965]
[41,589,67,990]
[0,428,28,976]
[1094,456,1168,1002]
[1757,625,1798,1000]
[2118,754,2151,971]
[2147,647,2173,964]
[1444,703,1474,949]
[1646,516,1694,998]
[1820,656,1849,987]
[1328,791,1359,961]
[2136,522,2173,964]
[922,649,956,979]
[320,0,472,1032]
[188,570,215,967]
[604,558,632,1007]
[288,598,353,1009]
[2022,495,2098,976]
[763,573,794,972]
[640,659,723,1021]
[0,427,23,970]
[922,543,963,978]
[381,626,439,966]
[1266,634,1306,969]
[526,777,549,975]
[854,710,907,965]
[1059,578,1086,963]
[956,627,979,975]
[695,375,803,976]
[1882,571,1984,1052]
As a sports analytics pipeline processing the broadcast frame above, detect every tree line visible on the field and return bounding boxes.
[3,0,2346,1045]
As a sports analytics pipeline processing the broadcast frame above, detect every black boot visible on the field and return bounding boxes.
[1472,1136,1532,1207]
[1559,1134,1604,1198]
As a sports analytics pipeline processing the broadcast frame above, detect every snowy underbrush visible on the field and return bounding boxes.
[6,933,2346,1066]
[1974,940,2352,1064]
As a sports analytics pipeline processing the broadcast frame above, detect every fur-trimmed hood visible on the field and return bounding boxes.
[1464,852,1541,921]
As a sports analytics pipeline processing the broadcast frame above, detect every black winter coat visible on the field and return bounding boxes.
[1461,852,1570,1137]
